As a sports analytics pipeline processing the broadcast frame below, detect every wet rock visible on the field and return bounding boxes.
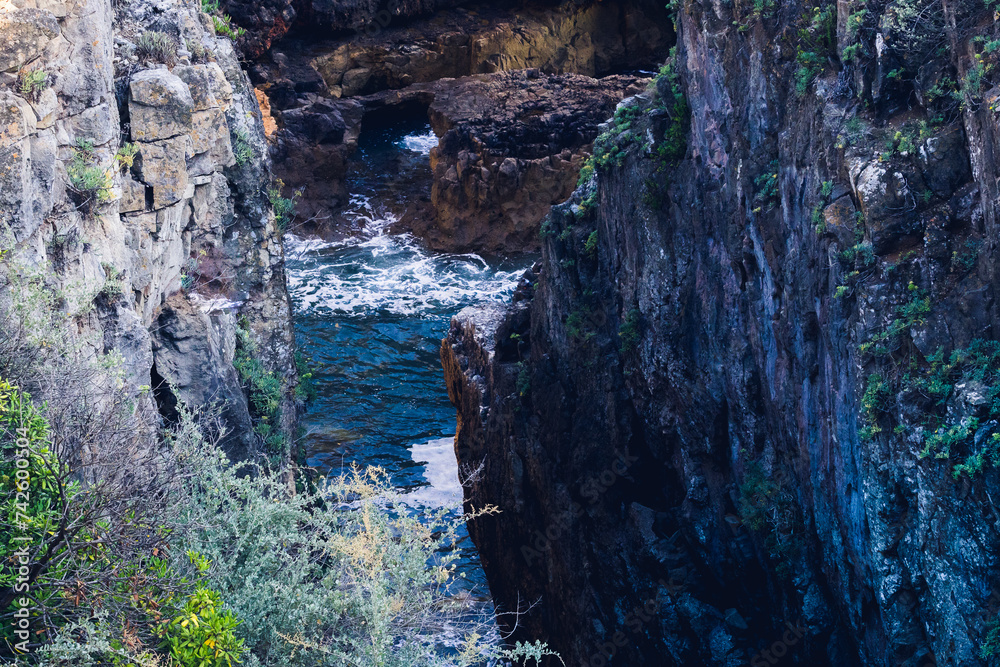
[414,71,648,252]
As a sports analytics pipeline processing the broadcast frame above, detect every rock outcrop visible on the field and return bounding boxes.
[253,0,672,250]
[417,70,648,252]
[443,1,1000,665]
[1,0,298,461]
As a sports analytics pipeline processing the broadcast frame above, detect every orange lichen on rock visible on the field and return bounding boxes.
[255,87,277,140]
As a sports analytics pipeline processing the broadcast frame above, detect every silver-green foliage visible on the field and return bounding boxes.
[166,410,554,667]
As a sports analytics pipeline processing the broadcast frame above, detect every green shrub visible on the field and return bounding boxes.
[234,318,286,459]
[98,263,125,299]
[158,586,246,667]
[516,362,531,397]
[737,461,803,578]
[165,415,556,667]
[135,31,177,66]
[293,351,317,404]
[212,14,246,40]
[652,48,689,164]
[232,129,253,167]
[794,4,837,99]
[115,142,139,171]
[18,69,48,101]
[267,179,301,231]
[66,139,113,213]
[752,159,780,212]
[619,309,642,354]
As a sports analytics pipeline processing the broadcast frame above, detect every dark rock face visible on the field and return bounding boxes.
[268,96,365,223]
[419,71,648,252]
[443,1,1000,665]
[224,0,473,60]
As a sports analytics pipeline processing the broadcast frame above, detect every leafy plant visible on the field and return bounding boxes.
[98,263,125,299]
[158,587,246,667]
[293,351,317,404]
[753,159,780,212]
[619,309,642,354]
[267,179,301,231]
[17,69,49,101]
[584,230,598,258]
[135,31,177,66]
[115,142,139,171]
[211,14,246,40]
[67,139,113,213]
[234,318,286,459]
[231,129,253,167]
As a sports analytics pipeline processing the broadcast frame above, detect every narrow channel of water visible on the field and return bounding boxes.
[284,116,536,636]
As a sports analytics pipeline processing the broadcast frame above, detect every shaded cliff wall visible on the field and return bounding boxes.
[0,0,298,461]
[443,0,1000,664]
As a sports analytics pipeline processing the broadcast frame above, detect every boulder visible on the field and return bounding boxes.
[129,69,195,143]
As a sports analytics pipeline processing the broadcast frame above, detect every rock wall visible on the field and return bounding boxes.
[0,0,298,460]
[444,0,1000,665]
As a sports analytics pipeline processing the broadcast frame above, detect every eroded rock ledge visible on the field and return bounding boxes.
[419,70,648,252]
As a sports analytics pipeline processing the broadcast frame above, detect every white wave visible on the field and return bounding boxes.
[398,130,439,156]
[285,199,527,317]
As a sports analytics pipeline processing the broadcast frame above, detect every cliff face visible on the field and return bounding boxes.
[443,0,1000,665]
[1,0,298,460]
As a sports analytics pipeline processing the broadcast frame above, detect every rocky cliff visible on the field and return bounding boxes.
[1,0,298,461]
[443,0,1000,665]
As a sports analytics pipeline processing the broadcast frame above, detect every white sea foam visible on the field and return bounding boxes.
[285,202,527,317]
[397,129,439,155]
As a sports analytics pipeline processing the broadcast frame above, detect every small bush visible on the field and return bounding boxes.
[67,139,113,213]
[234,318,286,459]
[293,351,317,404]
[232,129,253,167]
[135,31,178,66]
[157,586,246,667]
[211,14,246,40]
[267,179,301,231]
[186,39,211,64]
[115,142,139,171]
[619,308,642,354]
[98,263,125,299]
[17,69,48,101]
[753,159,780,212]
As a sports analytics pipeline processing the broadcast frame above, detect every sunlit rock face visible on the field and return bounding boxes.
[0,0,298,461]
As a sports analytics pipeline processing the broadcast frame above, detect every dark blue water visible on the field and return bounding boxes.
[285,120,535,610]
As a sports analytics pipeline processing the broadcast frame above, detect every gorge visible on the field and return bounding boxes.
[3,0,1000,665]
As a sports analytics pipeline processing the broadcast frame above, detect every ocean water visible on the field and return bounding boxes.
[284,120,536,647]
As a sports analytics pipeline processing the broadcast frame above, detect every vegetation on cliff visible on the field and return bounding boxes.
[0,292,551,665]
